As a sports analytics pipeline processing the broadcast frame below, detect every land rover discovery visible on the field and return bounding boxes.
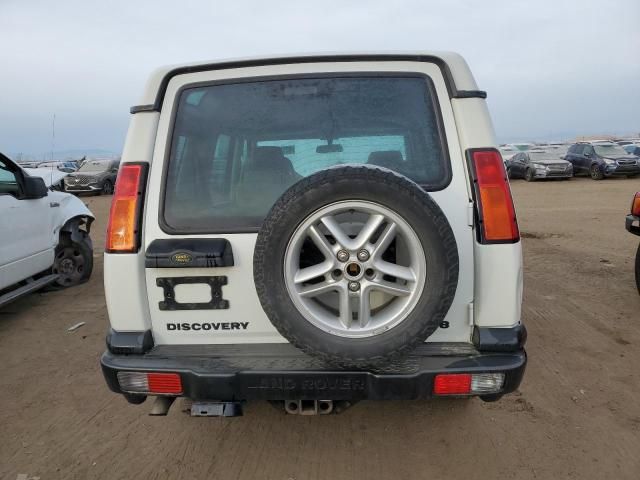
[101,53,526,416]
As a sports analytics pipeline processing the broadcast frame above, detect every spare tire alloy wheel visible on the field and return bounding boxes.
[284,200,426,337]
[254,166,459,367]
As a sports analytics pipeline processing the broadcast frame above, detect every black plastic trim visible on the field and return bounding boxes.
[158,72,453,235]
[106,329,154,355]
[455,90,487,99]
[626,214,640,236]
[473,324,527,353]
[130,104,156,114]
[466,147,521,245]
[132,54,484,113]
[101,344,526,401]
[145,238,234,268]
[156,276,229,311]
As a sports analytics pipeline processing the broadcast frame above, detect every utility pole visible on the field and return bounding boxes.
[51,113,56,161]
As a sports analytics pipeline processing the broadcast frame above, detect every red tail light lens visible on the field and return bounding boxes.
[117,371,183,395]
[147,373,183,394]
[468,149,520,243]
[631,192,640,216]
[106,163,148,253]
[433,374,472,395]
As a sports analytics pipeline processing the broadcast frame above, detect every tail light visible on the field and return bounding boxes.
[631,192,640,216]
[433,373,471,394]
[468,149,520,243]
[106,163,148,253]
[433,373,505,395]
[117,372,183,395]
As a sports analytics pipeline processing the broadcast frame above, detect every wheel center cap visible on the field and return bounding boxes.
[59,258,75,274]
[345,262,362,279]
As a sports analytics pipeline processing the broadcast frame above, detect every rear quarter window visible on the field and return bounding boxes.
[162,75,450,233]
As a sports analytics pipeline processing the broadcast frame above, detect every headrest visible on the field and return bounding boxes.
[248,146,294,175]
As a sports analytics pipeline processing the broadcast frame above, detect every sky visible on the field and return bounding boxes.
[0,0,638,159]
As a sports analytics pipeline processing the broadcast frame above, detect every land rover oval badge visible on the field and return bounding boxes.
[171,252,193,265]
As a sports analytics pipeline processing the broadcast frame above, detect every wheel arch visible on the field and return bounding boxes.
[59,214,94,244]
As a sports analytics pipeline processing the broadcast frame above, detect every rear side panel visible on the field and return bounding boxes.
[451,98,523,327]
[135,61,475,345]
[103,112,158,332]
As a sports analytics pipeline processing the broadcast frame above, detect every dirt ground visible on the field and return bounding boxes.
[1,176,639,480]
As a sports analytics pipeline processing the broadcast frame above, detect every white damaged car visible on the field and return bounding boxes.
[23,166,70,191]
[0,152,95,307]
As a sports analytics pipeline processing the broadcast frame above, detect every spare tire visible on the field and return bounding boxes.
[254,165,459,367]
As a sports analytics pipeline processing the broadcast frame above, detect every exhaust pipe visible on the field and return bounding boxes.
[149,396,175,416]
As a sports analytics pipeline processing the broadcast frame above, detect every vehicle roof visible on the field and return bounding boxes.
[134,51,480,111]
[577,140,616,145]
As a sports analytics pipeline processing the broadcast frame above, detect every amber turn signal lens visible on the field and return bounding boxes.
[471,150,520,243]
[106,164,146,253]
[631,192,640,217]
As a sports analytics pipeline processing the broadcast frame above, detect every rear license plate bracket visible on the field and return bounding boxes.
[156,276,229,310]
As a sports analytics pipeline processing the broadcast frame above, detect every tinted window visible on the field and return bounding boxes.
[163,76,449,232]
[78,161,110,172]
[0,159,19,196]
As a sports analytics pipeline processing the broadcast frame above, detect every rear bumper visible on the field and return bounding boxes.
[626,214,640,236]
[101,342,527,401]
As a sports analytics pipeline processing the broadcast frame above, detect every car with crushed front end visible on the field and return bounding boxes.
[506,150,573,181]
[63,159,120,195]
[100,52,527,417]
[0,152,94,307]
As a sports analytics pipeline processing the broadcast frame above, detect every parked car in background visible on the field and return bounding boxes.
[23,166,70,191]
[63,159,120,194]
[506,150,573,181]
[37,161,79,173]
[0,152,94,307]
[623,144,640,156]
[564,141,640,180]
[507,142,535,152]
[625,192,640,294]
[16,159,41,168]
[499,145,519,162]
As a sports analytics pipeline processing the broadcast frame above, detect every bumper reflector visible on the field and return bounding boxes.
[434,373,504,395]
[117,372,183,395]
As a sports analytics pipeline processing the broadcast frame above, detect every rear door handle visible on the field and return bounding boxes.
[49,202,60,208]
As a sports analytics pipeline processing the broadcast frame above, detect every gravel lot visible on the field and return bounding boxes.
[1,176,639,480]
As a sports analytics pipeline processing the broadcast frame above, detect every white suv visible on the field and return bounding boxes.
[101,53,526,416]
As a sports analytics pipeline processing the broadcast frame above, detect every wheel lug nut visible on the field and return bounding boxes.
[337,250,349,262]
[348,281,360,292]
[357,249,370,261]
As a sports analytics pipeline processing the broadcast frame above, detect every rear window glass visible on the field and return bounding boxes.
[163,76,449,233]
